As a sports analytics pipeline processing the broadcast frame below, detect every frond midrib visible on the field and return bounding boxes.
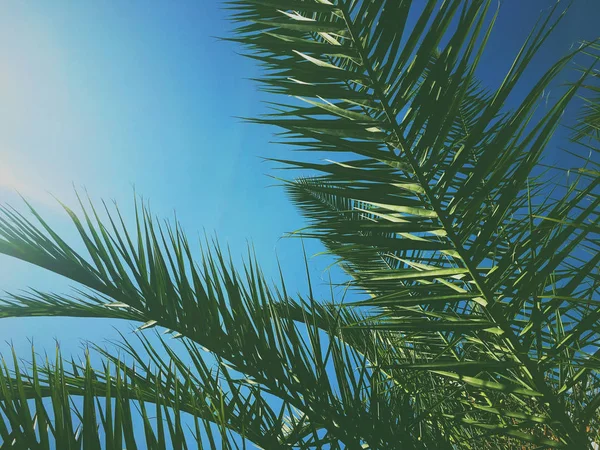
[334,0,586,445]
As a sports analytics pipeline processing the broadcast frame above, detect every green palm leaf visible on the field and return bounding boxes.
[0,197,458,448]
[228,0,600,447]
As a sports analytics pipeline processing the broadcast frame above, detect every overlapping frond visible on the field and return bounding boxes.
[0,342,270,450]
[4,346,310,450]
[0,197,457,448]
[229,0,600,446]
[0,0,598,448]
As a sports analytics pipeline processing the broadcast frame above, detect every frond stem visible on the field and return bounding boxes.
[338,1,587,445]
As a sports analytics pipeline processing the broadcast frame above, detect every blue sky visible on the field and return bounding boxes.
[0,0,598,360]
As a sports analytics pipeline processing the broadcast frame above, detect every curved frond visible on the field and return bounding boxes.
[0,344,232,449]
[229,0,600,446]
[0,197,456,448]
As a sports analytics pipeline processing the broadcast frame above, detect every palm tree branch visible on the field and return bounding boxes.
[228,0,600,445]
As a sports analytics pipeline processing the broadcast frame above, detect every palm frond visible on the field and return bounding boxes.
[0,344,226,449]
[0,196,458,448]
[228,0,600,446]
[0,337,329,449]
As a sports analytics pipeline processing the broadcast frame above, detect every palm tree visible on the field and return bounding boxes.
[0,0,598,448]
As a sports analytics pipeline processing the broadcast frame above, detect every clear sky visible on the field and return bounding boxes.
[0,0,599,360]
